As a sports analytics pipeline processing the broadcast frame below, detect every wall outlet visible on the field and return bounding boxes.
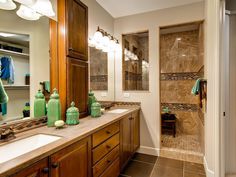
[101,92,107,97]
[123,93,130,98]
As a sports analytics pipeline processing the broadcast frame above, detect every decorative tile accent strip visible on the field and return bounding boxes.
[161,72,202,81]
[90,75,108,82]
[161,103,199,112]
[98,101,141,108]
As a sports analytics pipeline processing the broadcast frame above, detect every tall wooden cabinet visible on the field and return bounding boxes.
[50,0,88,119]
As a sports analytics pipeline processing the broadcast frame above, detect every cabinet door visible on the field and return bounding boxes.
[12,158,49,177]
[120,115,132,170]
[67,0,88,60]
[131,110,140,153]
[50,137,91,177]
[67,57,88,117]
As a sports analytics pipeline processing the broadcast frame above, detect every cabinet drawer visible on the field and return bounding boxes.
[93,133,119,165]
[92,122,119,148]
[99,157,120,177]
[93,145,119,177]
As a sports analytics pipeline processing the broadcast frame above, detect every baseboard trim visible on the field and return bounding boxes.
[204,156,215,177]
[137,146,159,156]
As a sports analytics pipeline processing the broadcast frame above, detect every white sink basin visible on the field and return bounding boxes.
[0,134,61,164]
[107,109,129,114]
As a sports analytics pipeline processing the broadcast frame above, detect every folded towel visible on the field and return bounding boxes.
[44,81,50,93]
[192,78,201,96]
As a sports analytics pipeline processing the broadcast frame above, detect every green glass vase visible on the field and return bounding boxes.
[88,90,97,115]
[47,88,61,127]
[66,102,80,125]
[91,102,101,118]
[34,90,46,118]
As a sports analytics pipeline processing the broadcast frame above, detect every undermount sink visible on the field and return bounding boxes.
[0,134,61,164]
[107,109,129,114]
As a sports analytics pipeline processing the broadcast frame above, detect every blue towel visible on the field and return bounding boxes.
[1,103,7,115]
[0,56,10,80]
[0,56,15,84]
[192,78,201,96]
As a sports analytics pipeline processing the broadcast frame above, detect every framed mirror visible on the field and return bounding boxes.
[122,31,149,91]
[89,47,108,91]
[0,8,50,125]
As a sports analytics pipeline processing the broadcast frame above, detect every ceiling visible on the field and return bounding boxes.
[96,0,204,18]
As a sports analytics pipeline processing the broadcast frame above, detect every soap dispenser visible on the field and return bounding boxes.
[88,90,97,115]
[66,102,80,125]
[34,90,46,118]
[47,88,61,127]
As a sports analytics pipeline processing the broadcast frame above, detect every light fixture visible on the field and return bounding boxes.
[17,4,41,21]
[14,0,36,5]
[0,32,16,37]
[30,0,55,17]
[0,0,16,10]
[90,26,120,53]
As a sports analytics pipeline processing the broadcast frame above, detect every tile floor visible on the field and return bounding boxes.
[120,153,206,177]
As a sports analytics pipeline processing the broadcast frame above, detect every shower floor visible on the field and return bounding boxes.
[160,134,203,163]
[161,134,202,153]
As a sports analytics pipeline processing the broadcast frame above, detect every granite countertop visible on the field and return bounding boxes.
[0,106,140,177]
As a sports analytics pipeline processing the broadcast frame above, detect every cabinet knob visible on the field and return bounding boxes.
[107,160,111,163]
[106,130,111,134]
[42,167,49,174]
[106,145,111,149]
[52,163,59,168]
[129,117,132,120]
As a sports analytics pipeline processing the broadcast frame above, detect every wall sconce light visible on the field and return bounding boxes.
[0,0,16,10]
[1,0,55,20]
[16,4,41,21]
[89,26,120,53]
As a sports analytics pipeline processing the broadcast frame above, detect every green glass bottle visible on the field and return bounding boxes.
[66,102,80,125]
[34,90,46,118]
[88,90,97,115]
[47,88,61,127]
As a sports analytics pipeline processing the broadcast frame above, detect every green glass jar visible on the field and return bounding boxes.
[88,90,97,115]
[34,90,46,118]
[91,102,101,118]
[47,88,61,127]
[66,102,80,125]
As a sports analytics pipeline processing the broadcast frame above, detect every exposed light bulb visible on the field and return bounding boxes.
[93,30,103,43]
[102,35,110,47]
[0,0,16,10]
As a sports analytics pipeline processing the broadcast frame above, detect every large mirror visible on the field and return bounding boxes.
[122,31,149,91]
[0,8,50,124]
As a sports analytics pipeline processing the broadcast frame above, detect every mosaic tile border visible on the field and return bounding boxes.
[90,75,108,82]
[160,72,202,81]
[161,103,199,112]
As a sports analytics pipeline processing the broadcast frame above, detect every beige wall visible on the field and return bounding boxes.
[0,9,50,118]
[114,2,204,155]
[81,0,115,101]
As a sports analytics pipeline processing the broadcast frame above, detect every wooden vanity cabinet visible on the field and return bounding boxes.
[120,110,140,170]
[50,137,91,177]
[11,158,49,177]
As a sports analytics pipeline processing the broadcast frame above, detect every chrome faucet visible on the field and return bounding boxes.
[0,127,15,141]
